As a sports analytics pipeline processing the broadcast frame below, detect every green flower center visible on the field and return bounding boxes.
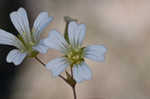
[65,46,85,66]
[17,34,38,57]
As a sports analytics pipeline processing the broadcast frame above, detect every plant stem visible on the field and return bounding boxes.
[70,66,77,99]
[34,56,77,99]
[35,56,45,66]
[70,66,73,76]
[72,86,77,99]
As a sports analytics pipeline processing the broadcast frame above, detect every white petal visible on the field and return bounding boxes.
[68,21,86,48]
[0,29,23,49]
[7,49,27,65]
[44,30,69,53]
[46,57,69,77]
[32,39,48,54]
[84,45,107,62]
[73,62,92,83]
[33,12,53,41]
[10,8,31,42]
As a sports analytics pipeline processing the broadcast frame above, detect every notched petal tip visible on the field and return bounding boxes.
[68,21,86,48]
[9,7,30,43]
[32,12,53,41]
[6,49,27,66]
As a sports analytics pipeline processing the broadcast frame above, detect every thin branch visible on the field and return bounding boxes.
[35,56,45,66]
[59,75,69,85]
[70,66,77,99]
[72,86,77,99]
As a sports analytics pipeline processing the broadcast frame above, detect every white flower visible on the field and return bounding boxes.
[44,21,107,83]
[0,8,53,65]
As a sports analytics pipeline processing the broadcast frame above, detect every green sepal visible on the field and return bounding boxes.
[64,16,78,23]
[29,50,39,58]
[17,34,27,48]
[64,16,78,44]
[64,22,70,43]
[65,71,76,87]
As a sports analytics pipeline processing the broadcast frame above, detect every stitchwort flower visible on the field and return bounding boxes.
[44,21,107,83]
[0,8,53,65]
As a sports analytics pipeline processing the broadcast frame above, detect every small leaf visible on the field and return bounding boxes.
[65,71,76,87]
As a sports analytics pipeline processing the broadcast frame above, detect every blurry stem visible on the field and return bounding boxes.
[70,67,77,99]
[35,56,45,66]
[72,86,77,99]
[70,66,73,76]
[34,56,77,99]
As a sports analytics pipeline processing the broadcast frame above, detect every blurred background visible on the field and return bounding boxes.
[1,0,150,99]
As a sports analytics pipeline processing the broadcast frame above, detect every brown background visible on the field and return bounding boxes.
[10,0,150,99]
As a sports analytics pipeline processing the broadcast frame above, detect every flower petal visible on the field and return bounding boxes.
[44,30,69,53]
[46,57,69,77]
[10,8,31,42]
[32,39,48,54]
[84,45,107,62]
[73,62,92,83]
[0,29,23,49]
[7,49,27,65]
[68,21,86,48]
[33,12,53,41]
